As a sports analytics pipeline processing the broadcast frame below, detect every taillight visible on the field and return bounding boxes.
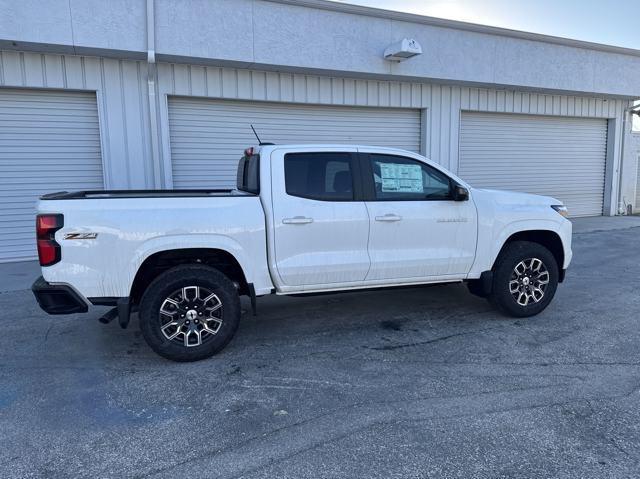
[36,214,63,266]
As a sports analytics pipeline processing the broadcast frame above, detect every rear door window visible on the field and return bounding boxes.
[284,153,355,201]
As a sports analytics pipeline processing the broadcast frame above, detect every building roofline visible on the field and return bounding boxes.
[265,0,640,58]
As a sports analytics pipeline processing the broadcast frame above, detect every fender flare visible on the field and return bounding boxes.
[482,219,566,273]
[125,234,254,294]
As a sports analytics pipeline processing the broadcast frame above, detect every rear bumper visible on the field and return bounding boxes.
[32,276,89,315]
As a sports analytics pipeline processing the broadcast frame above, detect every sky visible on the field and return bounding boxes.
[330,0,640,50]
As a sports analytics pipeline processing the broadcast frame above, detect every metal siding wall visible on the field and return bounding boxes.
[0,50,154,189]
[634,133,640,211]
[0,89,104,261]
[637,151,640,211]
[157,63,433,187]
[0,50,631,215]
[157,63,627,196]
[459,112,608,217]
[168,98,421,189]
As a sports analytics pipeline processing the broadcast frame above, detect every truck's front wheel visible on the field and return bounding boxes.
[488,241,559,317]
[139,265,241,362]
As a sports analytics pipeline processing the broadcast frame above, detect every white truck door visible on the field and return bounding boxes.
[270,147,370,287]
[362,152,477,281]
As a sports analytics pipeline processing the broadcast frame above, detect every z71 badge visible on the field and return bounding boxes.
[64,233,98,240]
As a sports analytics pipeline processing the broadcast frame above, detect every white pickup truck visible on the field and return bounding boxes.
[33,144,572,361]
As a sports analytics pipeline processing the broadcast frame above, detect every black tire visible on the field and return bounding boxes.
[488,241,559,318]
[139,265,241,362]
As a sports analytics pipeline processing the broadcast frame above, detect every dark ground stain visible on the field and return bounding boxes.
[379,320,403,331]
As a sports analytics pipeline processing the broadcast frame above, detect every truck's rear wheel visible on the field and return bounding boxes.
[139,265,241,361]
[488,241,559,317]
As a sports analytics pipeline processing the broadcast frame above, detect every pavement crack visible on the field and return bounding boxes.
[226,392,621,479]
[584,399,632,459]
[134,382,573,479]
[367,325,505,351]
[42,324,53,343]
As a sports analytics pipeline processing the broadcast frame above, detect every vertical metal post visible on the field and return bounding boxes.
[146,0,163,188]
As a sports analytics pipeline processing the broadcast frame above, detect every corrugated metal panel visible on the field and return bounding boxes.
[168,97,421,189]
[0,51,631,212]
[0,51,153,189]
[637,154,640,212]
[459,112,607,217]
[0,89,103,262]
[633,134,640,213]
[158,63,626,177]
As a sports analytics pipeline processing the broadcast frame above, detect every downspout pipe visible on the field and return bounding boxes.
[146,0,162,188]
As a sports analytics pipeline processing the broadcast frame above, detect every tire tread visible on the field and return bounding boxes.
[138,264,241,362]
[488,241,559,318]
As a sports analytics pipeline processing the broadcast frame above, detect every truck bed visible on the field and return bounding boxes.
[37,192,273,299]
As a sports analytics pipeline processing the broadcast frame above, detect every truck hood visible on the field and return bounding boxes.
[472,188,561,207]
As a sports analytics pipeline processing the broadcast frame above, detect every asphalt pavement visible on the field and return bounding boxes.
[1,217,640,478]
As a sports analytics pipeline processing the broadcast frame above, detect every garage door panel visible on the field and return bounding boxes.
[0,177,103,187]
[0,167,103,176]
[637,155,640,212]
[172,125,418,134]
[461,166,606,174]
[0,146,101,153]
[0,89,103,262]
[459,112,607,217]
[169,106,415,118]
[169,98,421,190]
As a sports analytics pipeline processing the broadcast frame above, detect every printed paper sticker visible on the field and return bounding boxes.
[379,163,423,193]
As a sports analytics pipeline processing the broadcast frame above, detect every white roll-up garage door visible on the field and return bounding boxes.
[636,151,640,213]
[168,98,422,189]
[459,112,608,217]
[0,89,103,262]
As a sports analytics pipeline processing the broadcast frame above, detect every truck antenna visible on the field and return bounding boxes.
[250,125,264,145]
[250,125,274,146]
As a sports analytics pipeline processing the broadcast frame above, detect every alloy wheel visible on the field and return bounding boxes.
[159,286,223,347]
[509,257,550,306]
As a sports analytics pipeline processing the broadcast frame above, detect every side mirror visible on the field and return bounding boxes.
[453,185,469,202]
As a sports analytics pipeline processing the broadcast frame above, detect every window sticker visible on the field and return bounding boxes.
[379,162,423,193]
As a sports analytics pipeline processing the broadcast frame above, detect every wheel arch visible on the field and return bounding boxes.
[130,248,249,304]
[492,229,565,277]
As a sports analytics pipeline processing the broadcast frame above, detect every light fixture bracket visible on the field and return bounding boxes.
[384,38,423,62]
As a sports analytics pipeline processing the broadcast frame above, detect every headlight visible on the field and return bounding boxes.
[551,205,569,218]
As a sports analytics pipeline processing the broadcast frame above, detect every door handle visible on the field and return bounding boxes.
[282,216,314,225]
[375,214,402,222]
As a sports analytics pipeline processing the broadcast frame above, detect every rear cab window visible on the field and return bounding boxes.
[237,151,260,194]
